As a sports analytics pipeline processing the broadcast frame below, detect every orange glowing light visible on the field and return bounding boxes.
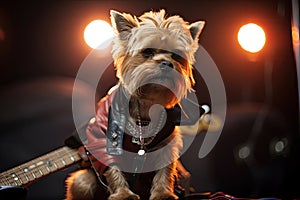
[238,23,266,53]
[84,20,114,50]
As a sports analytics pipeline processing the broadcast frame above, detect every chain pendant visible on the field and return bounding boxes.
[138,149,145,155]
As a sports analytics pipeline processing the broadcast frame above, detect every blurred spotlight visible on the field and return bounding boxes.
[84,20,114,50]
[238,23,266,53]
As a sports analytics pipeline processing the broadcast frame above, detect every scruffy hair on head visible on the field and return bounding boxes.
[110,9,205,63]
[110,9,205,100]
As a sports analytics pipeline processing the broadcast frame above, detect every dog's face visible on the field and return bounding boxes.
[110,10,205,109]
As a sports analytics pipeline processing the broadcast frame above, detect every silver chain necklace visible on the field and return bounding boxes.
[127,101,166,155]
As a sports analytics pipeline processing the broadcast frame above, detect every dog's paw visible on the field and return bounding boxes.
[108,188,140,200]
[150,191,178,200]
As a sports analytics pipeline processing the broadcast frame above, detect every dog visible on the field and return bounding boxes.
[66,9,205,200]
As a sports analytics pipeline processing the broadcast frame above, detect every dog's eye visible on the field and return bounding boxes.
[171,50,187,65]
[142,48,155,58]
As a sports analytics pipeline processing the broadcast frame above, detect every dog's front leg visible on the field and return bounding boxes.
[150,162,179,200]
[104,165,140,200]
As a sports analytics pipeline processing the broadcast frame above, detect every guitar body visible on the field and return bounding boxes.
[0,186,27,200]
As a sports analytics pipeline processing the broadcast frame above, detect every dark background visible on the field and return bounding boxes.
[0,0,299,199]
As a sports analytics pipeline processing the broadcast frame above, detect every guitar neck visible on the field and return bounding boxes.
[0,146,81,187]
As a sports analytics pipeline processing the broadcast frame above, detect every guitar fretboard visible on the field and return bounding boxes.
[0,146,81,187]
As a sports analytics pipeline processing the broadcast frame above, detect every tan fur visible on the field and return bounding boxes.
[66,9,205,200]
[104,166,140,200]
[65,169,98,200]
[111,9,204,100]
[150,163,179,200]
[150,128,182,200]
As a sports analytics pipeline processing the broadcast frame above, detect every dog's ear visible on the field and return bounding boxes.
[189,21,205,41]
[110,10,138,40]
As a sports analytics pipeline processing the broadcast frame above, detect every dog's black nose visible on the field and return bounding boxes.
[159,61,173,71]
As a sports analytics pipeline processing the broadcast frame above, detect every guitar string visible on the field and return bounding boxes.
[0,147,79,176]
[0,147,81,186]
[0,150,80,186]
[0,148,80,177]
[0,151,79,186]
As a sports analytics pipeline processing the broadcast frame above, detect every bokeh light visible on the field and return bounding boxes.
[84,20,114,50]
[238,23,266,53]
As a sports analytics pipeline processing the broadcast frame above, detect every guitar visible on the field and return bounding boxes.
[0,113,219,199]
[0,113,219,187]
[0,146,81,188]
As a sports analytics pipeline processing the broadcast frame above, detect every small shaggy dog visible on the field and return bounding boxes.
[66,9,205,200]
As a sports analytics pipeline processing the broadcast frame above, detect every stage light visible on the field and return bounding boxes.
[84,20,114,50]
[238,23,266,53]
